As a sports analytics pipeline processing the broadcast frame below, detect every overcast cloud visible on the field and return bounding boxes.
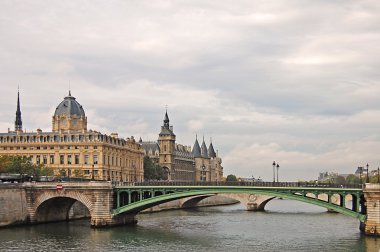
[1,0,380,181]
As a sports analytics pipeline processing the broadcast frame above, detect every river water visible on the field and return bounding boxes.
[1,199,379,252]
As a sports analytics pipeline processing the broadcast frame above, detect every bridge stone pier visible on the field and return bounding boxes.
[362,183,380,235]
[23,182,135,227]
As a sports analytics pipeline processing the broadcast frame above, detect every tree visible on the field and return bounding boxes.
[0,155,53,181]
[143,156,164,180]
[226,174,237,182]
[334,175,346,185]
[0,156,12,173]
[346,174,360,184]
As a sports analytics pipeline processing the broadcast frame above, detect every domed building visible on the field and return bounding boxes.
[0,90,144,182]
[52,91,87,132]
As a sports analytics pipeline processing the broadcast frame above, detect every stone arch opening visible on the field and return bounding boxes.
[162,167,170,180]
[35,197,90,223]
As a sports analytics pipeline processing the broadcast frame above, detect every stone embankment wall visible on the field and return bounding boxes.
[0,184,28,226]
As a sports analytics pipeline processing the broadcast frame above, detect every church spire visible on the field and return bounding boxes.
[15,88,23,132]
[163,108,169,128]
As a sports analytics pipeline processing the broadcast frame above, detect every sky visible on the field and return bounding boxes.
[1,0,380,181]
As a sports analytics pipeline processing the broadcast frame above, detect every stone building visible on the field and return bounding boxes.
[140,111,223,182]
[0,90,144,182]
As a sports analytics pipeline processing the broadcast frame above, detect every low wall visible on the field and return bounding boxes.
[0,184,28,227]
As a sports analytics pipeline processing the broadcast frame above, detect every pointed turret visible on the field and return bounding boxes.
[15,89,23,132]
[201,137,208,158]
[163,109,169,128]
[192,135,201,158]
[208,140,216,158]
[159,109,175,136]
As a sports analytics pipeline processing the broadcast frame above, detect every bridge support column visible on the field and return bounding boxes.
[90,186,137,227]
[362,184,380,236]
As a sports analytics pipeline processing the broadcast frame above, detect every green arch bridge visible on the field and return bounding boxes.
[111,182,366,222]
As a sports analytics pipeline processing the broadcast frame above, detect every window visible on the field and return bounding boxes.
[94,146,97,149]
[43,146,47,150]
[75,155,79,165]
[50,155,54,164]
[94,170,98,175]
[85,146,89,149]
[93,155,98,165]
[30,147,34,150]
[112,156,114,166]
[84,155,89,165]
[43,155,47,165]
[84,170,90,175]
[50,146,54,150]
[37,146,40,150]
[30,156,34,163]
[67,155,72,165]
[36,155,40,164]
[75,146,78,149]
[60,155,64,164]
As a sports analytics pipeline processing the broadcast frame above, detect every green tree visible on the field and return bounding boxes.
[346,174,360,184]
[143,156,164,180]
[226,174,237,182]
[0,155,12,173]
[0,155,53,181]
[334,175,346,185]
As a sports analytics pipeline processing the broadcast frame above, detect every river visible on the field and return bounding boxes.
[0,199,379,252]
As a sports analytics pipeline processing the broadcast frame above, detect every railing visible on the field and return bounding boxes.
[0,179,362,189]
[111,181,363,189]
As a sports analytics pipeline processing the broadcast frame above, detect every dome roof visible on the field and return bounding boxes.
[54,92,85,117]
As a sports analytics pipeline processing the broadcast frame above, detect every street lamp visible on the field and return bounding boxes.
[276,163,280,183]
[272,161,276,183]
[366,163,369,183]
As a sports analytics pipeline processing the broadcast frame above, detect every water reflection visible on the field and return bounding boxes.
[0,199,379,252]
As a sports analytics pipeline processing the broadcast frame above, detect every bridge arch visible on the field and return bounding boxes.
[112,188,365,221]
[32,191,93,223]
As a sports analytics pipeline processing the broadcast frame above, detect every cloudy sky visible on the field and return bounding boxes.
[1,0,380,181]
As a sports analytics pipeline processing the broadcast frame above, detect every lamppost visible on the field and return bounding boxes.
[272,161,276,183]
[366,163,370,183]
[276,163,280,183]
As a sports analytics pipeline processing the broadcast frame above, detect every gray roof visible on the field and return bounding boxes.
[141,141,160,154]
[159,126,175,136]
[201,138,208,158]
[192,138,201,158]
[208,142,216,158]
[54,92,85,117]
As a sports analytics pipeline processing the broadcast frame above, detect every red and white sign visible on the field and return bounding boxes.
[56,184,63,190]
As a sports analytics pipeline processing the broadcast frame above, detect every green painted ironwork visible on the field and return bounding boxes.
[112,186,365,222]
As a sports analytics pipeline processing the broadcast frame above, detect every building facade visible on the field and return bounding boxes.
[140,111,223,182]
[0,91,144,182]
